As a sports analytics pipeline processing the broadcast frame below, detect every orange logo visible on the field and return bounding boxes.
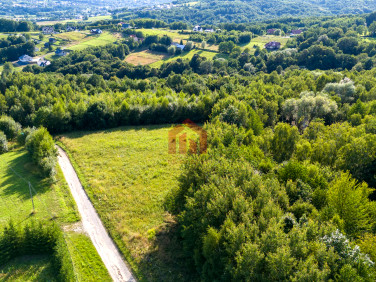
[169,119,207,154]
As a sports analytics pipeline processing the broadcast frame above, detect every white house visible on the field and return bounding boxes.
[172,42,185,50]
[204,29,214,33]
[37,58,51,67]
[91,29,103,34]
[19,55,33,64]
[193,25,203,32]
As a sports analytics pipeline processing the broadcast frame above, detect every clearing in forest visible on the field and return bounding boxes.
[60,125,195,281]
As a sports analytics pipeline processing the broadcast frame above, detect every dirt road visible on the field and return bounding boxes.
[57,146,135,282]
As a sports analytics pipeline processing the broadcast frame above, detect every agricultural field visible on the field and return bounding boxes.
[243,35,290,52]
[125,50,169,65]
[68,32,119,51]
[54,31,88,42]
[150,49,227,68]
[60,125,195,281]
[0,149,110,281]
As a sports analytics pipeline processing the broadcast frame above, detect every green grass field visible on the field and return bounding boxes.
[150,49,227,68]
[55,32,88,42]
[60,125,195,281]
[69,32,118,51]
[243,35,290,53]
[137,29,189,42]
[0,148,111,281]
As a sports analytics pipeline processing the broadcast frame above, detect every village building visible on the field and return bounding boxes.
[66,26,78,32]
[42,26,54,35]
[55,49,69,56]
[267,28,276,35]
[90,29,103,34]
[129,34,144,42]
[265,41,281,50]
[204,29,214,33]
[18,55,34,64]
[37,58,51,67]
[172,42,185,50]
[193,25,203,32]
[290,29,303,36]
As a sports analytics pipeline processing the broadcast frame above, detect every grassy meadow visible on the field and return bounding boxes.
[0,148,110,281]
[150,49,227,68]
[125,50,169,65]
[244,35,290,53]
[60,125,195,281]
[68,32,119,51]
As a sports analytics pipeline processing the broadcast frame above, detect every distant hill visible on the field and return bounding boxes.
[134,0,376,24]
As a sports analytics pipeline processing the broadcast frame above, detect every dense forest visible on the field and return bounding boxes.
[128,0,376,24]
[2,11,376,281]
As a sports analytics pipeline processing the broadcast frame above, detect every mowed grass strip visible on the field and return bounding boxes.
[60,125,195,281]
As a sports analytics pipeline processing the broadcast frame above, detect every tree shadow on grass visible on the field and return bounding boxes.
[0,255,56,281]
[1,150,50,201]
[138,218,199,282]
[59,124,176,140]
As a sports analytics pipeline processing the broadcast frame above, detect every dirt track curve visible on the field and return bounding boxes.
[57,146,135,282]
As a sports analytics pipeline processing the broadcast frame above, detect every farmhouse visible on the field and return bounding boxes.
[91,29,103,34]
[205,29,214,33]
[18,55,33,64]
[129,34,144,42]
[172,42,185,50]
[265,41,281,50]
[193,25,203,32]
[55,49,69,56]
[66,26,78,32]
[37,59,51,67]
[291,29,303,36]
[42,26,54,34]
[267,28,276,35]
[119,22,130,29]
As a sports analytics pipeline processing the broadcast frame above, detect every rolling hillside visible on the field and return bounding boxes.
[135,0,376,24]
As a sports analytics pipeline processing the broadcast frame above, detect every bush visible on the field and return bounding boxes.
[25,127,57,178]
[0,115,21,140]
[0,131,8,154]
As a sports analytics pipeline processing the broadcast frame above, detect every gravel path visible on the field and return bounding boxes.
[57,146,135,282]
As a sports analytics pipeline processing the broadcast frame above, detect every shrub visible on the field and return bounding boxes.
[0,115,21,140]
[0,131,8,154]
[25,127,57,178]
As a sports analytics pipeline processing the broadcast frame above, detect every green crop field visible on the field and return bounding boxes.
[60,125,195,281]
[69,32,118,51]
[0,149,110,281]
[150,49,227,68]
